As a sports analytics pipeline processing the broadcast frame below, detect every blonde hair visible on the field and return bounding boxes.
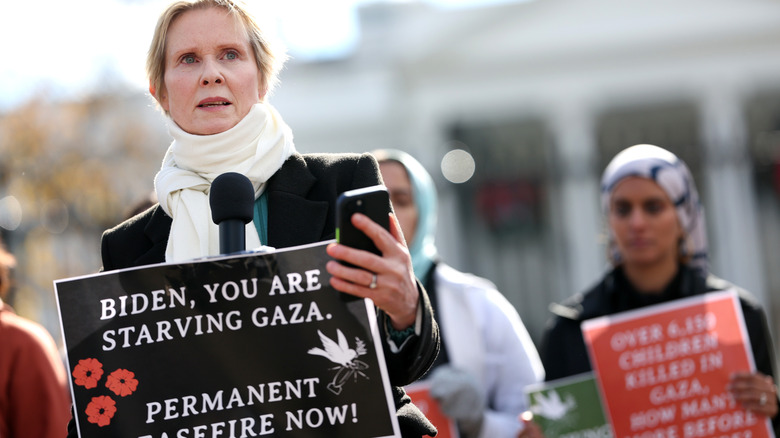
[146,0,287,110]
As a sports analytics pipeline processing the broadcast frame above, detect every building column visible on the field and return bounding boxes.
[700,90,768,307]
[550,106,603,300]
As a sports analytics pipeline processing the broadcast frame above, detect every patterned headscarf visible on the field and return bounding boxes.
[372,149,438,281]
[600,144,708,272]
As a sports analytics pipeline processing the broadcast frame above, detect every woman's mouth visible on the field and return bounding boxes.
[628,239,652,248]
[198,101,230,108]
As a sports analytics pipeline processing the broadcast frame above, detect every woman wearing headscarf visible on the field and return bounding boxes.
[375,149,545,438]
[65,1,439,437]
[539,144,779,432]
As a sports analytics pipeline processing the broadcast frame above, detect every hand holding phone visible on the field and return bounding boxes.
[335,185,391,259]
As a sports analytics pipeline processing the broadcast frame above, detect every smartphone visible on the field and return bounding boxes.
[336,185,391,258]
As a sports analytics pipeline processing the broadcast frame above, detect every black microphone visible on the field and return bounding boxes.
[209,172,255,255]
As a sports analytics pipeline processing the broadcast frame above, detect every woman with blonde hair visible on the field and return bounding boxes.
[65,1,439,436]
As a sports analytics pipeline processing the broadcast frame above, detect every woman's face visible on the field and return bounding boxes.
[159,7,264,135]
[379,161,418,244]
[608,176,683,269]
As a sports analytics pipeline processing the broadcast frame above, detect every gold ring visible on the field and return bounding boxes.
[369,274,377,289]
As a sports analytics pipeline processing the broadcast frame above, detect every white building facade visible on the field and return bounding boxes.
[268,0,780,352]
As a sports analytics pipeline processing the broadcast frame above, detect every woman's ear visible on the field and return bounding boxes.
[150,82,169,111]
[258,74,267,102]
[678,235,691,262]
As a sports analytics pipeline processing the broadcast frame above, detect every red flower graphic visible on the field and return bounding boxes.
[72,358,104,389]
[85,396,116,427]
[106,368,138,397]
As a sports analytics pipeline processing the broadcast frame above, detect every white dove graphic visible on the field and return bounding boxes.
[308,329,357,366]
[531,390,577,420]
[308,329,369,394]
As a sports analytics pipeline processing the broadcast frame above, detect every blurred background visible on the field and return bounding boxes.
[2,0,780,366]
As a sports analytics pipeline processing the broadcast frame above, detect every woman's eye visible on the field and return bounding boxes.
[395,197,414,209]
[182,55,196,64]
[613,203,631,217]
[225,51,238,60]
[644,201,664,214]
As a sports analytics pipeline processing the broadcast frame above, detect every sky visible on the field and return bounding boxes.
[0,0,517,111]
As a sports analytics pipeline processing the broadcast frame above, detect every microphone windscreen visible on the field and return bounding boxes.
[209,172,255,224]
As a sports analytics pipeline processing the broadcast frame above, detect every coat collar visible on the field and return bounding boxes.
[140,153,330,262]
[138,206,171,266]
[265,154,330,248]
[550,264,709,322]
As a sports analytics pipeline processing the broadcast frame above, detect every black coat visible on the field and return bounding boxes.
[68,152,440,437]
[540,264,779,434]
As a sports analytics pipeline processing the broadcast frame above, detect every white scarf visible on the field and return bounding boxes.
[154,102,296,262]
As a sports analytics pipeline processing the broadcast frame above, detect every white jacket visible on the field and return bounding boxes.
[433,263,545,438]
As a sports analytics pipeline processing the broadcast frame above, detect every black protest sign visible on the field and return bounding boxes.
[55,241,400,438]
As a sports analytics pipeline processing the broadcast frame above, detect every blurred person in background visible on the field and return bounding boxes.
[66,1,439,437]
[0,235,71,437]
[374,148,545,438]
[536,144,779,434]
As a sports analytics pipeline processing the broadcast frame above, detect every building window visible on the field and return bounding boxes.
[596,102,703,185]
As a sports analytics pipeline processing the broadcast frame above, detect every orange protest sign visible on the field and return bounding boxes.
[405,382,460,438]
[582,290,773,438]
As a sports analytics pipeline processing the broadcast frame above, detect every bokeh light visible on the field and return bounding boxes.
[440,148,476,184]
[0,195,22,231]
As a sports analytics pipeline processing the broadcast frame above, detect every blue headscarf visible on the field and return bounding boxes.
[600,144,708,272]
[373,149,439,281]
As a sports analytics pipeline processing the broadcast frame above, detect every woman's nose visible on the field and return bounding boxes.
[200,59,224,86]
[628,210,646,228]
